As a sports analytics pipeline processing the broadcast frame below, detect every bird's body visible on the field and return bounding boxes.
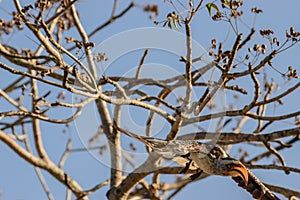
[117,126,247,178]
[116,125,279,200]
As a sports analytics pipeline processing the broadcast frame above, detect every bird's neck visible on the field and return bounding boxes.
[189,152,215,174]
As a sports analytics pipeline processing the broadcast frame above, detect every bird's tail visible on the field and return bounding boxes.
[113,123,168,150]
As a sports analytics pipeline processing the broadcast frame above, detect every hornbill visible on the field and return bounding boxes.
[117,126,280,200]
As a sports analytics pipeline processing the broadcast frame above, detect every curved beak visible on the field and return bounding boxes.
[227,163,248,186]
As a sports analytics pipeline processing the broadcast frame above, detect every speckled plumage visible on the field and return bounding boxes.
[118,126,280,200]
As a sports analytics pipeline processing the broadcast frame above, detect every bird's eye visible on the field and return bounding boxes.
[227,164,233,169]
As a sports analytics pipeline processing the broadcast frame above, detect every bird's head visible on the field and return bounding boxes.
[217,158,248,186]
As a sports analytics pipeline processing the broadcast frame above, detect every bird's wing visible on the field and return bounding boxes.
[116,124,212,158]
[172,156,199,170]
[232,169,280,200]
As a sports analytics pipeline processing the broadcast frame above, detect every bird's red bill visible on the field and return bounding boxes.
[228,163,249,186]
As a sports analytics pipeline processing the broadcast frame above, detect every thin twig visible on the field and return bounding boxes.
[45,0,79,24]
[30,69,50,161]
[103,77,129,99]
[0,108,82,124]
[183,19,193,109]
[135,49,149,79]
[247,135,300,164]
[88,2,135,38]
[263,141,287,169]
[178,127,300,144]
[59,139,72,169]
[80,179,110,198]
[0,89,27,111]
[247,164,300,174]
[264,183,300,198]
[228,50,276,79]
[255,82,300,106]
[22,124,54,200]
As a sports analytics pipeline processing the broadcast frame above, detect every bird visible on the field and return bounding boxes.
[116,125,280,200]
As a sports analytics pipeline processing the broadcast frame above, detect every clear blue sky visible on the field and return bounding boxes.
[0,1,300,199]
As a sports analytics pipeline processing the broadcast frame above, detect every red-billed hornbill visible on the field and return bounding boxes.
[117,126,280,200]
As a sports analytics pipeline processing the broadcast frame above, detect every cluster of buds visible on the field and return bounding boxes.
[59,11,73,31]
[209,39,232,65]
[143,4,158,19]
[259,29,274,36]
[248,43,267,54]
[65,37,95,49]
[0,9,27,34]
[251,7,263,14]
[0,19,14,34]
[93,52,108,62]
[286,27,300,42]
[21,48,34,57]
[289,27,300,37]
[34,0,53,9]
[211,39,217,49]
[212,12,222,21]
[287,65,299,79]
[230,10,243,18]
[21,4,33,13]
[228,0,243,9]
[227,1,244,18]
